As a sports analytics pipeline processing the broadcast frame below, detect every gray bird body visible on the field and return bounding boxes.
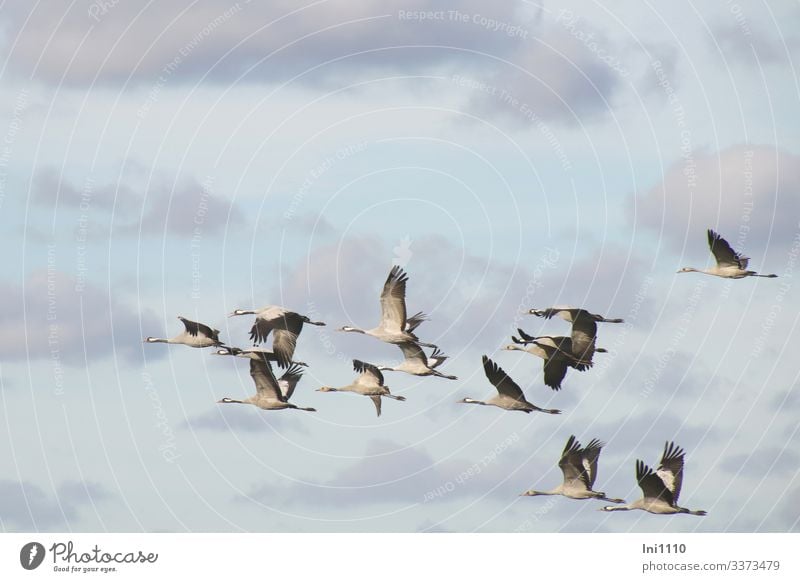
[679,229,777,279]
[218,360,315,412]
[527,307,621,366]
[145,316,224,348]
[458,356,561,414]
[338,266,437,348]
[505,333,589,391]
[228,305,324,367]
[317,360,406,417]
[601,442,707,516]
[378,343,457,379]
[522,435,625,503]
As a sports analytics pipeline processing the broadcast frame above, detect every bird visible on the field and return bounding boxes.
[528,306,622,365]
[316,360,406,417]
[377,343,457,380]
[521,435,625,503]
[601,441,707,515]
[505,332,594,390]
[678,229,778,279]
[457,356,561,414]
[217,360,316,412]
[211,346,308,367]
[228,305,324,367]
[512,329,605,371]
[337,266,437,348]
[144,316,224,348]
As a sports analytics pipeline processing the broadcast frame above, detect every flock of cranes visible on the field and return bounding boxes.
[145,229,776,517]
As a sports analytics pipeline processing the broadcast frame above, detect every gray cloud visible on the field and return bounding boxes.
[29,166,244,239]
[720,446,800,478]
[0,269,160,365]
[241,436,526,510]
[2,1,527,86]
[181,404,311,434]
[0,480,111,531]
[464,25,623,125]
[712,20,800,65]
[635,145,800,254]
[134,179,244,238]
[32,166,139,212]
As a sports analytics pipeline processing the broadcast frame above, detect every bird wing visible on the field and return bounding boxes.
[271,329,298,368]
[707,229,749,269]
[397,341,428,366]
[482,356,525,400]
[249,358,284,401]
[249,307,304,344]
[427,347,448,369]
[542,357,569,391]
[636,460,675,505]
[249,316,277,345]
[656,441,685,503]
[379,266,408,333]
[569,317,598,361]
[353,359,384,387]
[278,364,305,400]
[370,396,382,417]
[581,438,605,489]
[179,317,219,341]
[558,435,590,488]
[405,311,427,333]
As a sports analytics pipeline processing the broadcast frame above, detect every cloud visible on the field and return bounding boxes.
[1,1,527,86]
[181,405,311,434]
[29,166,244,239]
[720,446,800,478]
[634,145,800,254]
[0,480,111,531]
[32,166,139,212]
[134,179,244,238]
[711,20,800,65]
[241,437,524,510]
[464,24,624,125]
[0,269,159,365]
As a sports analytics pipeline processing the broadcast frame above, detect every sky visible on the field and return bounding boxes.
[0,0,798,533]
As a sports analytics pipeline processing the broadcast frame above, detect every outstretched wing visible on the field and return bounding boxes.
[581,438,605,489]
[656,441,685,503]
[405,311,427,333]
[482,356,524,400]
[558,435,590,489]
[271,329,299,368]
[249,358,284,401]
[353,360,384,387]
[278,364,305,400]
[379,266,408,333]
[708,229,749,269]
[179,316,219,341]
[397,341,428,366]
[427,347,448,369]
[542,358,568,391]
[569,316,598,363]
[636,460,675,505]
[370,395,382,417]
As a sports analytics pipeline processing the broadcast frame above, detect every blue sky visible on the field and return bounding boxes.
[1,0,799,533]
